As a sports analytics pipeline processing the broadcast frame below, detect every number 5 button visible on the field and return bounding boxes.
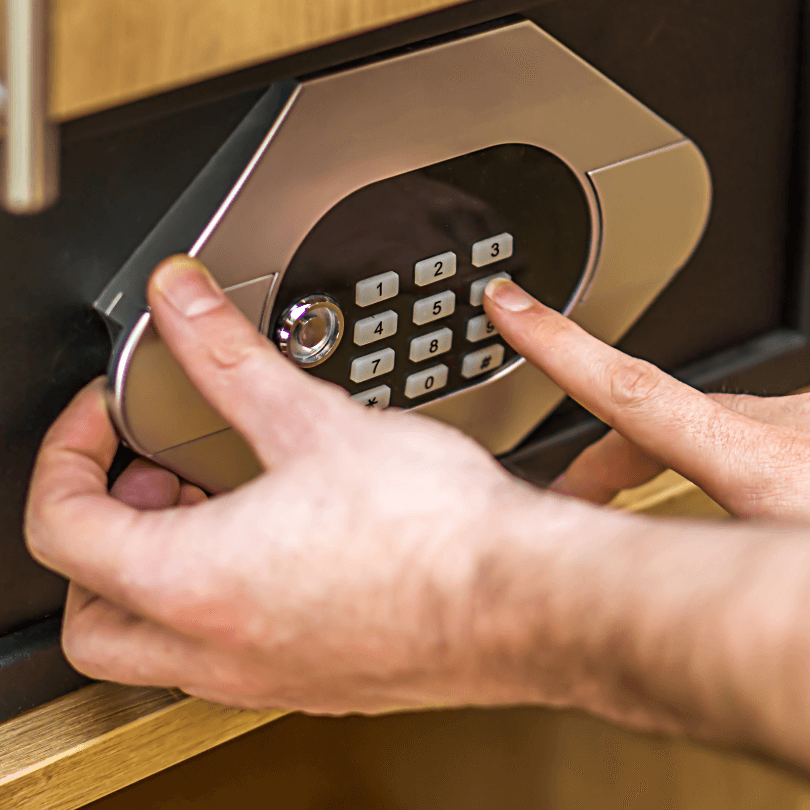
[413,290,455,326]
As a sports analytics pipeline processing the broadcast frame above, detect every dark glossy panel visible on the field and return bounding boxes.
[270,145,592,407]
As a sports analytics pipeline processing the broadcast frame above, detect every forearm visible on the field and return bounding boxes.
[473,488,810,770]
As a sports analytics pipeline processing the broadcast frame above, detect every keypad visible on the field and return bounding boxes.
[413,290,455,326]
[354,310,398,346]
[415,252,457,286]
[356,271,399,307]
[350,347,395,383]
[275,234,522,410]
[404,364,449,399]
[351,385,392,410]
[470,272,511,307]
[466,313,497,343]
[472,233,514,268]
[409,327,453,363]
[270,143,596,412]
[462,344,505,379]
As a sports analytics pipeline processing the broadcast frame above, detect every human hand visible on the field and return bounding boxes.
[484,278,810,521]
[24,256,568,712]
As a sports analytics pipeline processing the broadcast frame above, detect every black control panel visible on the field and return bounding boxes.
[269,144,593,409]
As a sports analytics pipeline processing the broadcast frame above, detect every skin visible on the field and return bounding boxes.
[22,257,810,771]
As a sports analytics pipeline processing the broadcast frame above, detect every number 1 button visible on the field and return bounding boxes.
[356,271,399,307]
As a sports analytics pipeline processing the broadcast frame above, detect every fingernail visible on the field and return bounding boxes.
[152,257,225,319]
[485,278,534,312]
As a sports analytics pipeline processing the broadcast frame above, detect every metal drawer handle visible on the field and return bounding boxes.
[1,0,59,214]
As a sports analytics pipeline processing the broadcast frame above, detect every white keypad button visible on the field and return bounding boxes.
[415,251,457,286]
[461,344,506,379]
[354,310,398,346]
[356,271,399,307]
[469,272,511,307]
[404,364,449,399]
[350,347,395,383]
[409,327,453,363]
[351,385,391,410]
[413,290,456,326]
[466,314,498,343]
[472,233,514,268]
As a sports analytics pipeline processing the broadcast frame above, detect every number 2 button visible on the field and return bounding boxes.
[414,252,457,287]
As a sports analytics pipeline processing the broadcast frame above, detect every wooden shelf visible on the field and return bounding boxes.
[34,0,467,122]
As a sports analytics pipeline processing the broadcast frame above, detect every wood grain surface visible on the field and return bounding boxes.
[0,683,285,809]
[38,0,466,121]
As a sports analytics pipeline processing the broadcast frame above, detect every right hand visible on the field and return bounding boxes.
[484,278,810,521]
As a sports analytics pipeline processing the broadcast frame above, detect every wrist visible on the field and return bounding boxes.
[464,480,629,710]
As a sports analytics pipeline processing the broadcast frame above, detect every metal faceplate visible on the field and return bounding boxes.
[96,21,712,493]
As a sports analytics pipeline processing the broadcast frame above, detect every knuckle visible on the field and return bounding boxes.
[206,325,265,371]
[61,618,105,679]
[725,427,810,516]
[607,358,665,410]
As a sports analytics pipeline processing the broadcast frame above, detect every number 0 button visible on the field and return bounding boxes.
[350,347,395,383]
[413,290,455,326]
[356,271,399,307]
[404,364,449,399]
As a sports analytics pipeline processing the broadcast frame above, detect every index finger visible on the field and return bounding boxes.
[483,279,785,498]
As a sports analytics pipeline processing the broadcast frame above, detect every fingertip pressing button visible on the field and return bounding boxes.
[470,272,511,307]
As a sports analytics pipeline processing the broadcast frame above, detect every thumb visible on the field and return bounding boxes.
[147,256,350,468]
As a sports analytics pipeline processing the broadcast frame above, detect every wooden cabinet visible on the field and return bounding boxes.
[40,0,463,121]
